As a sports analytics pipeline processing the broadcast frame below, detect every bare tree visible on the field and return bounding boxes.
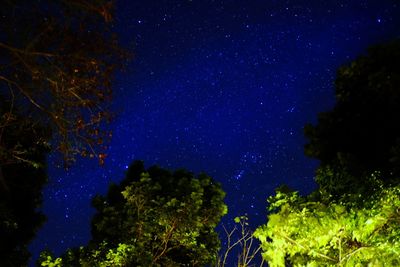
[215,216,264,267]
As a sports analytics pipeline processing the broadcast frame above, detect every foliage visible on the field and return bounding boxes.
[254,176,400,266]
[39,161,227,266]
[0,0,125,167]
[38,251,63,267]
[0,1,125,265]
[0,105,49,266]
[256,40,400,266]
[310,166,385,208]
[304,39,400,180]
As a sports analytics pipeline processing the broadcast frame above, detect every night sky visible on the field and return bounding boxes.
[30,0,400,264]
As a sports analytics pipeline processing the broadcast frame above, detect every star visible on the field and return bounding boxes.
[29,1,400,265]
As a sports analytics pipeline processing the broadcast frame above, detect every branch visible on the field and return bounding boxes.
[340,246,369,264]
[220,224,236,267]
[62,0,113,22]
[218,222,260,267]
[279,232,337,263]
[152,219,177,264]
[0,75,48,114]
[0,41,57,57]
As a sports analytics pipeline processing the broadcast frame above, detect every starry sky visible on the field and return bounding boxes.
[30,0,400,264]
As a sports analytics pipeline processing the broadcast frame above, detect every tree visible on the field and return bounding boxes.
[39,161,228,266]
[254,173,400,267]
[304,40,400,180]
[0,0,124,170]
[0,1,125,265]
[255,40,400,266]
[0,101,49,266]
[215,216,264,267]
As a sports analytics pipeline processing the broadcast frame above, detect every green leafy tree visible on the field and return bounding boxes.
[256,40,400,266]
[39,161,227,266]
[254,174,400,267]
[304,40,400,181]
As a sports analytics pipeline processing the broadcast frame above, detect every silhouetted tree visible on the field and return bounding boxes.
[0,1,125,265]
[0,101,49,266]
[256,40,400,266]
[304,40,400,181]
[39,161,227,266]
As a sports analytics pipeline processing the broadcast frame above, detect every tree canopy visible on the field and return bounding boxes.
[39,161,227,266]
[0,105,49,266]
[0,0,124,168]
[0,1,124,265]
[254,173,400,267]
[256,40,400,266]
[304,40,400,180]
